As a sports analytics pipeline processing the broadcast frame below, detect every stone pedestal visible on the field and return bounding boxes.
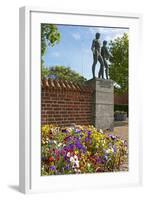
[87,78,114,130]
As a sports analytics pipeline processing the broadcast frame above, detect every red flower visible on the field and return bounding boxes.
[49,156,54,162]
[56,156,60,161]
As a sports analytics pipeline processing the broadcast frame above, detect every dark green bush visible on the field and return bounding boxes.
[114,104,128,116]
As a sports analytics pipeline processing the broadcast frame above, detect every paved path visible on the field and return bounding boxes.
[111,125,128,140]
[105,121,128,140]
[105,121,128,171]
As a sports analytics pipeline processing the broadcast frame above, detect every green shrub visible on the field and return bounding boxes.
[114,104,128,116]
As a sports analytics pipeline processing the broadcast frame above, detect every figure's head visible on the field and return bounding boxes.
[95,32,100,39]
[103,40,107,46]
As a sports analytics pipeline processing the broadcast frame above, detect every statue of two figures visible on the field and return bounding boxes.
[91,32,110,79]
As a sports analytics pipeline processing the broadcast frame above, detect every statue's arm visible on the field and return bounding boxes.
[105,47,110,59]
[91,40,95,51]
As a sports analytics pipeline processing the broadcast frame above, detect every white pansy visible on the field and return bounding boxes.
[99,129,103,134]
[74,155,78,161]
[74,169,81,173]
[111,147,114,153]
[121,140,125,144]
[53,140,57,145]
[106,149,111,154]
[58,143,62,147]
[75,161,80,168]
[70,155,80,169]
[42,140,45,145]
[106,147,114,154]
[70,157,74,162]
[67,152,71,157]
[87,163,91,168]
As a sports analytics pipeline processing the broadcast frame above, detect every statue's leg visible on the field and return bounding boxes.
[104,60,109,79]
[98,66,101,78]
[105,68,109,79]
[98,55,104,79]
[92,54,97,78]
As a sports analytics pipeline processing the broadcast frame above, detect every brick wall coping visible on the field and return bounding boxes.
[41,79,93,93]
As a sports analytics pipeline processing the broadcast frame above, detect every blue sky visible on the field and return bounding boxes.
[43,25,128,80]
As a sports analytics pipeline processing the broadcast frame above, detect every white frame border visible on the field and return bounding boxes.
[19,6,143,194]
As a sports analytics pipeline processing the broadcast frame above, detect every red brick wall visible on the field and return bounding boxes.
[114,92,128,105]
[41,79,94,126]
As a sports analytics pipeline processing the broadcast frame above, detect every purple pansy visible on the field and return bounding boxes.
[50,166,56,171]
[65,165,70,170]
[75,129,82,134]
[109,134,116,140]
[62,129,68,133]
[68,143,74,151]
[88,131,91,136]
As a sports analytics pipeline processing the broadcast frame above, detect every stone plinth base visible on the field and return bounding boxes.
[87,78,114,130]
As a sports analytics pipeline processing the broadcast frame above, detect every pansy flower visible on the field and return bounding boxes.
[50,165,56,171]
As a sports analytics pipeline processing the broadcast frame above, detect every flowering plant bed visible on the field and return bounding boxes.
[41,125,128,175]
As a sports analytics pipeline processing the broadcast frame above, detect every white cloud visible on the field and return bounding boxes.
[112,31,128,40]
[72,32,81,40]
[89,27,128,34]
[88,27,111,35]
[51,52,60,57]
[88,26,128,42]
[111,33,124,40]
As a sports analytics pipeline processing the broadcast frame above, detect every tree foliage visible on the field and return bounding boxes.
[42,66,87,84]
[109,33,128,94]
[41,24,61,58]
[41,25,86,84]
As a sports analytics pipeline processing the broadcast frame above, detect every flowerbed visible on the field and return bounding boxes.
[41,125,128,175]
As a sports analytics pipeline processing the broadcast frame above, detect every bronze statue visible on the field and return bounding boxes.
[101,40,110,79]
[91,33,104,79]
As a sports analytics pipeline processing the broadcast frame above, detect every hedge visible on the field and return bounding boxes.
[114,104,128,116]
